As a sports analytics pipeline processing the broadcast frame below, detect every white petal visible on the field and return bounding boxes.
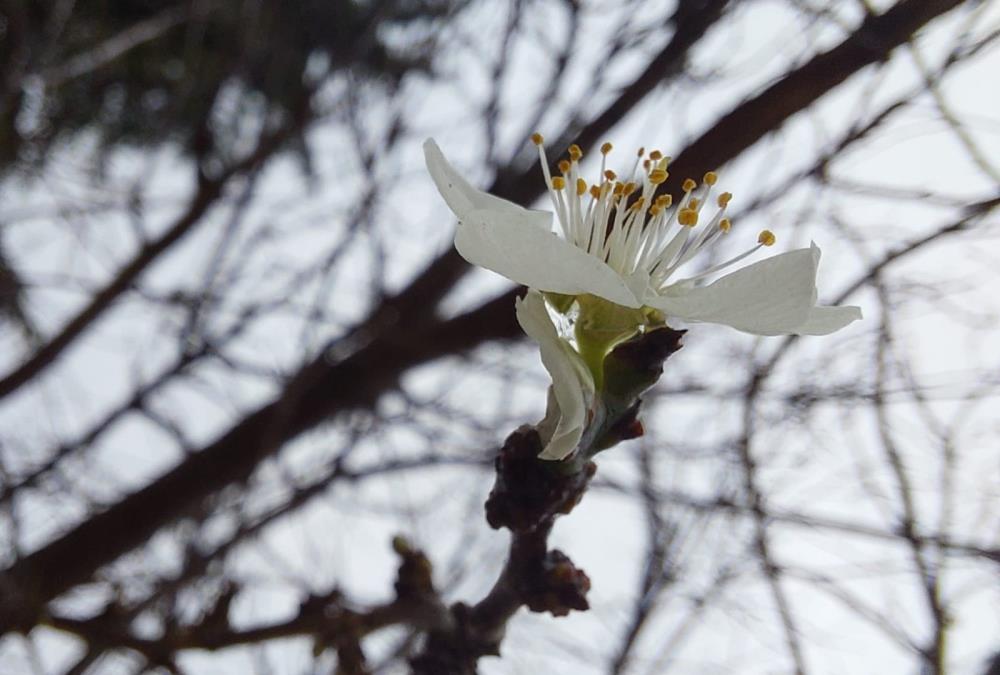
[424,139,546,223]
[515,291,595,460]
[455,212,642,307]
[425,138,642,307]
[647,246,821,335]
[795,304,863,335]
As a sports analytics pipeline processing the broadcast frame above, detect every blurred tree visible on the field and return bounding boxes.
[0,0,441,166]
[0,1,998,674]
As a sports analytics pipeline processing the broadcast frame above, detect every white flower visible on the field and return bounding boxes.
[424,137,861,336]
[515,290,595,460]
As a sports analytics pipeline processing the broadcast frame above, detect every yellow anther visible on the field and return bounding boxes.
[612,182,624,196]
[558,159,571,174]
[600,142,613,155]
[604,169,617,181]
[622,182,637,196]
[643,159,651,170]
[682,178,697,192]
[688,198,700,210]
[649,169,668,184]
[568,144,583,161]
[758,230,776,246]
[656,194,673,208]
[649,150,663,161]
[531,132,544,146]
[637,146,645,157]
[649,205,662,216]
[630,197,646,211]
[678,209,699,226]
[551,176,566,190]
[703,171,718,186]
[576,178,587,196]
[589,185,601,199]
[717,192,732,207]
[719,218,732,233]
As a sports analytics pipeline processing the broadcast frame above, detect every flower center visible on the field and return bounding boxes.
[531,133,775,291]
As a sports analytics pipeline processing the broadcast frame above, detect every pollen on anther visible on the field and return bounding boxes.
[531,132,544,146]
[703,171,718,186]
[758,230,776,246]
[682,178,697,193]
[600,142,613,155]
[719,218,732,232]
[576,178,587,196]
[589,185,601,199]
[569,144,583,161]
[551,176,566,190]
[558,159,571,174]
[637,147,645,157]
[649,150,663,161]
[649,169,668,184]
[717,192,732,207]
[688,198,700,210]
[678,209,699,226]
[622,182,637,196]
[604,170,617,181]
[656,194,673,208]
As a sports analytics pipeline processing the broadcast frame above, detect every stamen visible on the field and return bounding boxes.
[672,235,767,286]
[678,209,698,226]
[535,135,768,292]
[534,135,561,222]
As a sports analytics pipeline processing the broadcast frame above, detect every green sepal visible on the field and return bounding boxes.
[573,295,646,388]
[602,326,686,405]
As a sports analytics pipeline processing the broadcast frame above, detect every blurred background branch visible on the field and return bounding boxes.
[0,0,998,673]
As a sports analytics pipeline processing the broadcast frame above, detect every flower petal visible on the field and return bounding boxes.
[455,213,642,307]
[647,245,822,335]
[515,291,595,460]
[424,139,545,224]
[425,139,642,307]
[795,304,863,335]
